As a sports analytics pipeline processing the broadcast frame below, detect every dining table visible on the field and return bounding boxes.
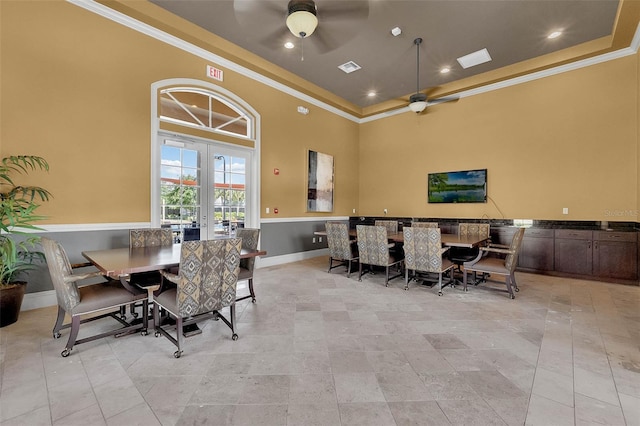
[82,242,267,336]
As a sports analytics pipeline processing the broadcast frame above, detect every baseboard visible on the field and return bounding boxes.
[256,248,328,268]
[21,290,57,311]
[22,249,329,311]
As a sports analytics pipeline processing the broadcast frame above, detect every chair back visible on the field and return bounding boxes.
[130,228,173,248]
[176,238,242,317]
[374,220,398,233]
[357,225,390,267]
[459,223,490,239]
[403,227,444,273]
[235,228,260,272]
[41,238,80,312]
[505,228,526,272]
[326,222,353,261]
[412,222,438,228]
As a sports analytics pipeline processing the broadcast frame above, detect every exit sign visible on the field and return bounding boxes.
[206,65,224,81]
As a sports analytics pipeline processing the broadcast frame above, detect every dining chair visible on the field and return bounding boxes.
[42,237,149,357]
[127,228,175,317]
[463,227,525,299]
[153,238,242,358]
[449,223,490,273]
[235,227,260,303]
[356,225,403,286]
[411,222,438,228]
[402,227,454,295]
[325,221,358,278]
[374,220,398,233]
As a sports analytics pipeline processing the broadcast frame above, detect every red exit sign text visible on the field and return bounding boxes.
[206,65,224,81]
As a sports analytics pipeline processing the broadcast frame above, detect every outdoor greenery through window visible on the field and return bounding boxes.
[161,145,201,238]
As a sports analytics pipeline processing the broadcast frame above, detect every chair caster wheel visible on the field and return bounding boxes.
[232,333,239,341]
[438,291,443,296]
[385,284,389,287]
[61,348,71,357]
[404,287,408,291]
[141,330,148,336]
[174,351,182,358]
[510,294,515,299]
[132,313,139,319]
[53,332,61,339]
[120,314,127,320]
[251,298,256,303]
[154,331,161,337]
[515,288,520,292]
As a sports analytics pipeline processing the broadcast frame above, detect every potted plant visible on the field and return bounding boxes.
[0,155,51,327]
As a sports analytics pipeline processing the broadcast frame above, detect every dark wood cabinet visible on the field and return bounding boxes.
[593,231,637,280]
[554,230,593,275]
[520,228,554,271]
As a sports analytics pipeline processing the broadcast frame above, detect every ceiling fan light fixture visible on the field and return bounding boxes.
[286,0,318,38]
[409,92,427,113]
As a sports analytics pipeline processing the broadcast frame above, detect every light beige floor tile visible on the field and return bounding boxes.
[105,401,160,426]
[334,373,386,403]
[93,375,146,419]
[526,394,574,426]
[287,402,341,426]
[1,405,52,426]
[53,404,106,426]
[338,402,396,426]
[437,398,507,425]
[574,393,626,425]
[0,378,49,422]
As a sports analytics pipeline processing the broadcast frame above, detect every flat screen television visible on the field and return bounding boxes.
[428,169,487,203]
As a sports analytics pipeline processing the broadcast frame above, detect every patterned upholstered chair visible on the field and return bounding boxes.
[356,225,403,286]
[402,227,454,295]
[130,228,174,248]
[127,228,175,316]
[235,228,260,303]
[42,237,149,357]
[326,221,358,278]
[375,220,398,233]
[154,238,242,358]
[463,227,525,299]
[411,222,439,228]
[449,223,491,273]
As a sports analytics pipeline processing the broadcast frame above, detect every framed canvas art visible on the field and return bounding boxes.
[307,150,334,212]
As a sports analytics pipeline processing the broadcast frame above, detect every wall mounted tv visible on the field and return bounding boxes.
[428,169,487,203]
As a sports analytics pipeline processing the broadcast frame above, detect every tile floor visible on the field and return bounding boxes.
[1,256,639,425]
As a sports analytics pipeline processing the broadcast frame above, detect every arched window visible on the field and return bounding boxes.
[159,87,253,139]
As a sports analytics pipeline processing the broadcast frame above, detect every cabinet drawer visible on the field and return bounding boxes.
[594,231,636,243]
[524,228,554,238]
[555,229,592,240]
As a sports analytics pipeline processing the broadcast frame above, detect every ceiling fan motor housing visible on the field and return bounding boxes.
[409,93,427,103]
[288,0,317,16]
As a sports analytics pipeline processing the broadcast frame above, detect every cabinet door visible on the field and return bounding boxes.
[554,230,592,275]
[520,230,554,271]
[593,232,638,280]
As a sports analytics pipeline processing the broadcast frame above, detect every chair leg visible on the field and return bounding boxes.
[175,316,183,358]
[230,303,238,340]
[347,260,352,278]
[505,276,515,299]
[358,262,363,281]
[328,257,333,273]
[511,273,520,292]
[61,315,81,357]
[153,301,160,334]
[52,306,66,338]
[463,270,468,292]
[404,267,409,290]
[141,299,149,335]
[248,278,256,303]
[385,266,390,287]
[437,273,443,296]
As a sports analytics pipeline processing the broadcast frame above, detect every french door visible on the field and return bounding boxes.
[158,133,252,241]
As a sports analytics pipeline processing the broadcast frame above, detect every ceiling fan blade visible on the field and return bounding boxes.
[316,0,369,21]
[428,96,460,106]
[311,27,341,54]
[233,0,283,18]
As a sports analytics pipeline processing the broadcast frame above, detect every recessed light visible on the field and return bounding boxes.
[547,31,562,39]
[367,91,376,97]
[284,41,295,49]
[440,67,451,74]
[391,26,401,37]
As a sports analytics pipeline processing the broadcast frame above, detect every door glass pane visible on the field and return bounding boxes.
[213,154,247,235]
[160,143,202,241]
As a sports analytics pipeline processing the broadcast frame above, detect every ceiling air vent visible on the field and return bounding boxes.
[457,48,492,69]
[338,61,361,74]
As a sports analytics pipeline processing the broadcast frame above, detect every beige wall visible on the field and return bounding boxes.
[359,54,638,221]
[0,0,359,224]
[2,1,638,225]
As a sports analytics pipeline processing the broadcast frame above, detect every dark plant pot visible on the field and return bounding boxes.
[0,282,26,327]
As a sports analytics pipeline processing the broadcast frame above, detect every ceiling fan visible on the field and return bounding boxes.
[408,37,459,114]
[233,0,369,55]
